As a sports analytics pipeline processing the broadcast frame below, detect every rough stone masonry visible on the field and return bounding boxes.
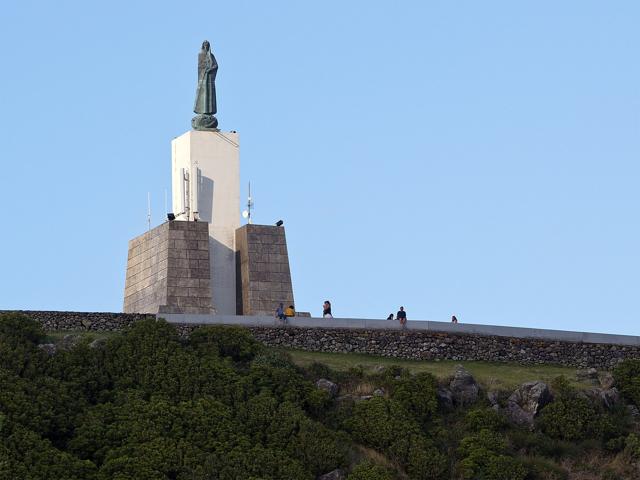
[3,310,639,370]
[123,221,213,315]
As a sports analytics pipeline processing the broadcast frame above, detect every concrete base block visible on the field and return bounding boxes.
[123,221,213,314]
[235,224,295,315]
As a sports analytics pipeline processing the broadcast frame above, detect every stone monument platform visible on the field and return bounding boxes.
[235,224,295,315]
[123,221,213,314]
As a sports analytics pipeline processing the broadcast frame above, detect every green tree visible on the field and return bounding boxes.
[391,372,438,426]
[614,360,640,407]
[347,462,394,480]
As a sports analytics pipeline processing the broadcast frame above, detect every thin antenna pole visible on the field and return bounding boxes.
[147,192,151,231]
[247,181,253,224]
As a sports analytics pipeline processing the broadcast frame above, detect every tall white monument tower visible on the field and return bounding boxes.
[124,40,295,317]
[171,130,240,314]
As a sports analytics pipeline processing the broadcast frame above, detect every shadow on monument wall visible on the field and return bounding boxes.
[198,175,214,223]
[209,231,238,316]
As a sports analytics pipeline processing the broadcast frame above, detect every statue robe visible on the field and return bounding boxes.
[194,48,218,114]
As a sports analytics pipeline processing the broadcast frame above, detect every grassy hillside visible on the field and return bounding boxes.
[1,313,640,480]
[45,331,592,389]
[282,349,592,390]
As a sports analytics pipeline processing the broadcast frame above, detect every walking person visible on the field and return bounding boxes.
[275,303,286,323]
[323,301,333,318]
[397,306,407,329]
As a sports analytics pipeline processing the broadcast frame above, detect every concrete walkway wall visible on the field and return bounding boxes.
[3,310,639,369]
[159,313,640,347]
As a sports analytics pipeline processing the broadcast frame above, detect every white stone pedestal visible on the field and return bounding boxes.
[171,130,240,314]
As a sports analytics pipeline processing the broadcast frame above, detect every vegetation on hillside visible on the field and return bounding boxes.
[0,313,639,479]
[282,349,592,390]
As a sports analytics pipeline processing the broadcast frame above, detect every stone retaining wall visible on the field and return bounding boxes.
[2,310,153,332]
[176,326,638,370]
[2,310,639,369]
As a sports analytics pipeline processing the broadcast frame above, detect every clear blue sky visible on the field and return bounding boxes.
[0,1,638,334]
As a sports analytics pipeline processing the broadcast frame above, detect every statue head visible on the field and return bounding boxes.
[201,40,210,52]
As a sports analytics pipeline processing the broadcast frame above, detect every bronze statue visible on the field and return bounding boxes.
[192,40,219,130]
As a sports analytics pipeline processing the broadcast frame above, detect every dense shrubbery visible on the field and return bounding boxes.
[613,359,640,407]
[0,313,638,479]
[0,315,342,479]
[347,462,394,480]
[452,407,527,480]
[537,377,628,443]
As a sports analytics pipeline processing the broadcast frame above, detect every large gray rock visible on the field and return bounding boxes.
[59,334,82,351]
[584,387,621,410]
[600,372,615,390]
[89,338,106,349]
[509,381,552,415]
[449,365,479,406]
[373,388,385,397]
[37,343,57,356]
[436,387,454,410]
[318,469,345,480]
[506,381,552,427]
[506,401,535,427]
[487,391,500,411]
[600,387,620,409]
[316,379,339,397]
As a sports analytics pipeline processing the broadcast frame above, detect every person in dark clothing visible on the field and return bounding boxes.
[323,301,333,318]
[451,315,458,324]
[387,313,394,320]
[397,306,407,328]
[275,303,286,322]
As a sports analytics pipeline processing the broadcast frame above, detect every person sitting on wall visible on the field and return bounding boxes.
[285,305,295,318]
[275,303,287,322]
[397,306,407,329]
[387,313,394,320]
[323,301,333,318]
[451,315,458,324]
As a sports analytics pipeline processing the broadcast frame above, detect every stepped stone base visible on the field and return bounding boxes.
[235,224,294,315]
[123,221,213,314]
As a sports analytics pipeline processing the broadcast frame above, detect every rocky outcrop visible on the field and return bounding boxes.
[487,391,500,411]
[89,338,107,349]
[58,334,82,351]
[600,372,615,390]
[506,381,552,427]
[318,469,345,480]
[600,388,621,409]
[436,387,454,410]
[449,366,479,406]
[37,343,57,356]
[316,379,339,397]
[584,387,621,410]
